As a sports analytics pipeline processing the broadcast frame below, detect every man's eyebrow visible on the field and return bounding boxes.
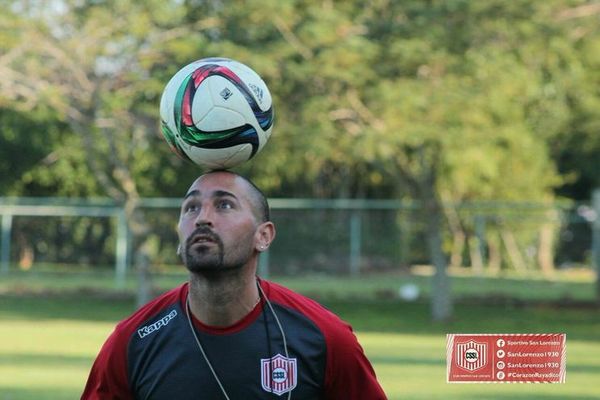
[183,190,200,201]
[213,190,238,200]
[182,189,238,201]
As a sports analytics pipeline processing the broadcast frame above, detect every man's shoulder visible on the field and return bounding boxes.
[262,279,354,340]
[113,283,187,340]
[263,280,324,309]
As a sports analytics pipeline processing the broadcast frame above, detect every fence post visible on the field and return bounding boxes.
[349,212,362,277]
[115,208,128,288]
[1,213,12,274]
[398,210,412,268]
[593,189,600,302]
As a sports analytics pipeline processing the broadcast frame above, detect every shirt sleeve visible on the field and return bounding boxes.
[81,324,133,400]
[323,321,387,399]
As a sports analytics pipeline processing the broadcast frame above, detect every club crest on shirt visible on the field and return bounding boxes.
[260,354,297,396]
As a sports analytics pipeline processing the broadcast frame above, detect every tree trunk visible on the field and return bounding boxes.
[443,201,466,269]
[16,232,34,271]
[450,231,465,268]
[468,235,484,275]
[592,190,600,304]
[123,200,153,309]
[537,216,556,277]
[135,239,153,308]
[424,197,452,322]
[487,232,502,275]
[394,143,451,321]
[500,229,527,273]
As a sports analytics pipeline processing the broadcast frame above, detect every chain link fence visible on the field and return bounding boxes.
[1,195,598,284]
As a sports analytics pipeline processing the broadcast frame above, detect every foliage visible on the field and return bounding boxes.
[1,0,599,316]
[0,0,597,201]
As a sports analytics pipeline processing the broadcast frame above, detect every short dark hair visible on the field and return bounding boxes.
[205,170,270,223]
[241,176,270,223]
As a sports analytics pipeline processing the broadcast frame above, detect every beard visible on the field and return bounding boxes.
[181,227,254,275]
[182,227,225,273]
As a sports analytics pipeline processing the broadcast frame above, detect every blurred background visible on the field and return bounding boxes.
[0,1,599,399]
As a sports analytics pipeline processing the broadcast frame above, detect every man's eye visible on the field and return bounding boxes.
[184,204,198,213]
[217,200,233,209]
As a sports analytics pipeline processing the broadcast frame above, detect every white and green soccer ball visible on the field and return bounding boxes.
[160,58,274,170]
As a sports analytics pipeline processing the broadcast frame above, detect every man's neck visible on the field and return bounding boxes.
[187,268,260,327]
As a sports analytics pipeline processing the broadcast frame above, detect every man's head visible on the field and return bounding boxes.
[177,171,275,274]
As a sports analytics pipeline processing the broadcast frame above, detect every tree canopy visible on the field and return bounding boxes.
[1,0,598,202]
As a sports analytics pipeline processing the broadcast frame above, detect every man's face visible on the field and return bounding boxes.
[177,172,260,273]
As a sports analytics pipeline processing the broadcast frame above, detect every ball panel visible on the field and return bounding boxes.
[199,63,274,133]
[160,121,192,162]
[198,106,247,132]
[186,144,253,170]
[220,143,254,168]
[190,82,213,125]
[204,74,256,127]
[226,62,273,111]
[197,124,260,158]
[159,60,205,123]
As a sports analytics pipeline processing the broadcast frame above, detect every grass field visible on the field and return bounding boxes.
[0,269,599,399]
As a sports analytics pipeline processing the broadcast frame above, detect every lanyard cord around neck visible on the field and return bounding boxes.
[185,280,292,400]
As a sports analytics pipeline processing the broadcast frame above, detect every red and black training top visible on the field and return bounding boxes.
[81,278,387,399]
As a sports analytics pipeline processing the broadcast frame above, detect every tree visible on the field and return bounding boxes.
[0,0,208,305]
[236,0,591,320]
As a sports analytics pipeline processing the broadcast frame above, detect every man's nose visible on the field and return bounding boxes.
[194,205,214,227]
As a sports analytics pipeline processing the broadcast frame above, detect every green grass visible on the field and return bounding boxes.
[0,270,599,399]
[1,266,596,302]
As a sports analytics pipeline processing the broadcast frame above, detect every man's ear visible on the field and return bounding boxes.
[255,221,276,251]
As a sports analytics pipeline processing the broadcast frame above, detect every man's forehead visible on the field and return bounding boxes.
[184,172,246,198]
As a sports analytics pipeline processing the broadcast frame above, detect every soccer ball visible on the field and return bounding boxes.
[160,57,274,169]
[398,284,420,301]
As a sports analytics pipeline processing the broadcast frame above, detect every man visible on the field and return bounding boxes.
[82,170,387,399]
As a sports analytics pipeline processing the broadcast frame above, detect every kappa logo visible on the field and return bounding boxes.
[455,340,488,371]
[261,354,297,396]
[137,310,178,339]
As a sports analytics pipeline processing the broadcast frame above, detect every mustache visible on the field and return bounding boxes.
[185,227,222,247]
